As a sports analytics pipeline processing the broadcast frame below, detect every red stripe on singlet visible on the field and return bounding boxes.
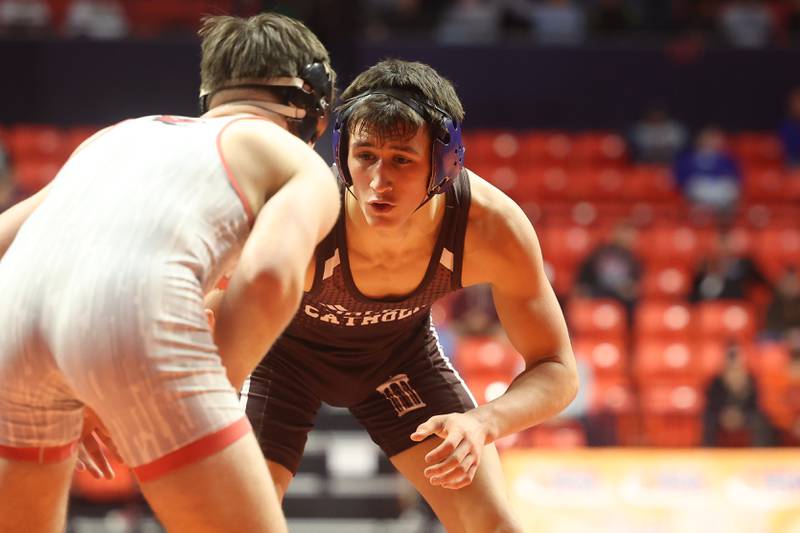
[0,440,79,463]
[133,417,251,483]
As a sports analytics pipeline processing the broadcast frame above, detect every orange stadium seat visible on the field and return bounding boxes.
[742,167,793,204]
[729,132,784,168]
[13,159,61,194]
[567,298,628,341]
[625,165,680,204]
[640,382,704,446]
[529,420,587,448]
[526,165,592,203]
[571,132,628,167]
[519,132,573,166]
[754,226,800,280]
[7,125,70,164]
[464,373,513,405]
[634,301,694,340]
[455,337,523,380]
[694,301,757,342]
[633,339,702,382]
[635,224,715,268]
[578,167,629,201]
[573,338,627,379]
[640,264,692,301]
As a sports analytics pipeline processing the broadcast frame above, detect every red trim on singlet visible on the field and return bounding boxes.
[0,440,79,463]
[133,417,251,483]
[216,118,263,227]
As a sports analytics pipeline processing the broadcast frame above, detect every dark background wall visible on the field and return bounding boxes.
[1,38,798,131]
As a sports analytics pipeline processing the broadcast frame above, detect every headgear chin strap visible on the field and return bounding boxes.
[331,89,465,197]
[199,62,333,143]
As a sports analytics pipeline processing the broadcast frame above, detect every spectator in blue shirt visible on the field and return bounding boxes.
[673,127,741,219]
[779,87,800,167]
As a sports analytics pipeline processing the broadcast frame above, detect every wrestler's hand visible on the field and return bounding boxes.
[76,408,123,479]
[410,412,487,490]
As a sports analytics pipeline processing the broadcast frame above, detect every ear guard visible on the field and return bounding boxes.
[331,89,465,196]
[199,62,333,143]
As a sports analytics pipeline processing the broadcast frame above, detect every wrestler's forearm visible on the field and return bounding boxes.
[214,270,303,390]
[469,357,578,443]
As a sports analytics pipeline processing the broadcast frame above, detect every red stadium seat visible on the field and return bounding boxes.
[573,338,627,379]
[634,301,693,340]
[640,382,704,446]
[529,420,587,448]
[7,125,70,163]
[567,298,627,341]
[455,337,523,380]
[640,264,691,300]
[520,132,573,165]
[625,165,680,204]
[635,224,715,268]
[571,132,628,167]
[694,301,757,342]
[633,339,702,382]
[13,159,61,194]
[729,132,784,168]
[754,226,800,280]
[464,374,513,406]
[742,167,792,203]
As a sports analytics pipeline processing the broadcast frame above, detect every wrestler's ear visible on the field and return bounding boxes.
[205,309,216,331]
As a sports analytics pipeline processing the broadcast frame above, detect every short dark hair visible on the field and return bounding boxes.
[338,59,464,144]
[199,13,334,96]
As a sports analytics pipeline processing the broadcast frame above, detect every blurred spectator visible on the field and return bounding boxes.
[0,139,13,211]
[556,356,618,445]
[448,285,500,337]
[689,229,770,302]
[589,0,638,38]
[673,127,741,218]
[435,0,502,45]
[529,0,586,46]
[702,340,775,446]
[787,0,800,42]
[575,221,642,319]
[0,0,51,35]
[718,0,774,48]
[629,105,688,164]
[781,339,800,444]
[64,0,128,39]
[779,86,800,167]
[365,0,447,40]
[764,268,800,341]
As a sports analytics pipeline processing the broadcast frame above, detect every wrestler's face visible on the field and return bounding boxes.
[346,124,432,228]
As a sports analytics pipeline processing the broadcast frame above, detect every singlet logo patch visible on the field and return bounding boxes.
[376,374,427,417]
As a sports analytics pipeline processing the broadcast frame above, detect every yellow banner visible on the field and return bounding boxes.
[502,449,800,533]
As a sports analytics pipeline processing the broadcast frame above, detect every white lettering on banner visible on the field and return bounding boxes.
[302,301,428,326]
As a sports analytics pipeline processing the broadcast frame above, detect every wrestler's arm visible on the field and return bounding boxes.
[464,191,577,439]
[212,122,339,390]
[412,174,577,489]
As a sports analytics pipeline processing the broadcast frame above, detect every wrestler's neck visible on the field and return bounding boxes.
[345,193,444,257]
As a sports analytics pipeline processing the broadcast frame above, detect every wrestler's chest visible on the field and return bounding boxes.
[347,253,431,299]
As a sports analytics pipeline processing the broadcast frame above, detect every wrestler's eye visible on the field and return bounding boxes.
[393,156,412,165]
[355,152,377,163]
